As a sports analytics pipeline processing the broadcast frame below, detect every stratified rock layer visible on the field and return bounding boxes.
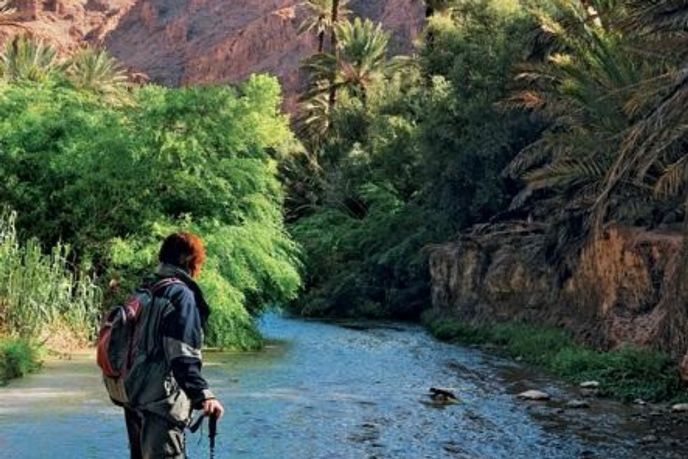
[429,223,688,374]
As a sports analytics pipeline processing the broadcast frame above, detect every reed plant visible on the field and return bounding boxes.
[0,210,101,343]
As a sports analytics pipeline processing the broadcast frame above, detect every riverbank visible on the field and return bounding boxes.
[423,310,687,403]
[0,337,40,385]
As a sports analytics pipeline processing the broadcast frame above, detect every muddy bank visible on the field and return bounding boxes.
[429,223,688,374]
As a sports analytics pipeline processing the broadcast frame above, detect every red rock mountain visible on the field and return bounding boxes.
[3,1,425,107]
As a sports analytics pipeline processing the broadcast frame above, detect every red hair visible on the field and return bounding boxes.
[158,232,206,278]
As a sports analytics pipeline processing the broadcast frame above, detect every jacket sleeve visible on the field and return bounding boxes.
[161,285,215,408]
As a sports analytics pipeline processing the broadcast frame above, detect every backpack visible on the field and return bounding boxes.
[96,278,181,406]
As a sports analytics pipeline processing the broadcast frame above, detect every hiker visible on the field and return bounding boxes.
[98,232,224,459]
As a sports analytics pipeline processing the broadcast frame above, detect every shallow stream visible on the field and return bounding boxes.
[1,314,686,458]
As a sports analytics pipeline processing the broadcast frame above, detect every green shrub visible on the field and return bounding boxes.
[0,338,40,384]
[550,346,682,402]
[423,312,686,402]
[0,74,302,349]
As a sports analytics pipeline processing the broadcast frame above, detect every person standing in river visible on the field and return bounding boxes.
[118,232,225,459]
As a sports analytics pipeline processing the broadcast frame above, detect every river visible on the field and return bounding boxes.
[0,314,686,458]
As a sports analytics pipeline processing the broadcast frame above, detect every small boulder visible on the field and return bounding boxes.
[639,434,659,444]
[565,399,590,409]
[517,390,551,401]
[671,403,688,413]
[580,388,600,398]
[634,398,647,406]
[579,381,600,389]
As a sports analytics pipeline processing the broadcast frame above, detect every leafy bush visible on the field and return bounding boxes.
[0,65,301,348]
[292,184,445,319]
[0,338,40,385]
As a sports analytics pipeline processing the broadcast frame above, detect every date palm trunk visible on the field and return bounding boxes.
[318,30,325,53]
[328,0,339,108]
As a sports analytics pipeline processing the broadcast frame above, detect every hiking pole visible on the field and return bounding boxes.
[189,413,218,459]
[208,413,218,459]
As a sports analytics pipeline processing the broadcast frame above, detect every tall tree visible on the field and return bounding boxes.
[329,0,341,108]
[299,0,351,52]
[304,18,391,107]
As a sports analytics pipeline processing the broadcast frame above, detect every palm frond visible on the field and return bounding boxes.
[654,154,688,198]
[0,36,62,83]
[67,48,129,96]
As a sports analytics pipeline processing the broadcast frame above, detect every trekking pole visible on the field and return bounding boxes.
[189,413,219,459]
[208,413,218,459]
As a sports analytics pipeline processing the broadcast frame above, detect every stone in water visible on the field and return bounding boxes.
[671,403,688,413]
[579,381,600,389]
[517,390,551,401]
[565,399,590,409]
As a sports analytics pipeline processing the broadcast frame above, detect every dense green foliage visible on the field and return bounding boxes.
[0,337,40,385]
[424,312,684,402]
[0,38,301,349]
[290,0,536,318]
[291,0,688,313]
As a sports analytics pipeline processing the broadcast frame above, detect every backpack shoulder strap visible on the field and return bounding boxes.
[149,277,184,295]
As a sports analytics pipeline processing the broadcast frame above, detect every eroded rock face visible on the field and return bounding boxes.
[104,0,424,109]
[0,0,425,108]
[0,1,136,50]
[429,223,688,372]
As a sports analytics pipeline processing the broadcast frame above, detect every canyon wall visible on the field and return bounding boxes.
[0,0,425,108]
[429,223,688,375]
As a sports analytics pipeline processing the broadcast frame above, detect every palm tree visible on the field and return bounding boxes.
[299,0,350,52]
[66,47,130,103]
[298,18,390,146]
[304,18,391,107]
[0,36,62,83]
[504,0,656,265]
[412,0,454,18]
[295,90,331,143]
[328,0,341,107]
[592,0,688,226]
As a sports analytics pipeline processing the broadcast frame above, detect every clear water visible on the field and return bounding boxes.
[0,314,685,458]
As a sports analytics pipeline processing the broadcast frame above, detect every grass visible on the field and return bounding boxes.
[423,311,687,403]
[0,337,41,385]
[0,210,102,344]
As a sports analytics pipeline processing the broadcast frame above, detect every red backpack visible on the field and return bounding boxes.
[96,278,181,406]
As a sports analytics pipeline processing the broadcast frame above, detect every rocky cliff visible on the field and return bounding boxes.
[429,223,688,375]
[1,0,424,108]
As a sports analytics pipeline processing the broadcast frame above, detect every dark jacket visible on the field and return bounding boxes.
[126,264,214,425]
